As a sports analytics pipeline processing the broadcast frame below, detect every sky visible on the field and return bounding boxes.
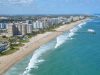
[0,0,100,15]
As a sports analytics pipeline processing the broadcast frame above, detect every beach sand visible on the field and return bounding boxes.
[0,19,88,75]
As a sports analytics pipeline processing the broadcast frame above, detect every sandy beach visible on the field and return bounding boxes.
[0,19,88,75]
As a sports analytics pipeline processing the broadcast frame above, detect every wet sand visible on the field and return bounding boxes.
[0,19,88,75]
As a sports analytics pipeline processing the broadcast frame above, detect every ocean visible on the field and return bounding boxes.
[5,18,100,75]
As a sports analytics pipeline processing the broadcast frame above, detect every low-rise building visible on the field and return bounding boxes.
[0,43,9,52]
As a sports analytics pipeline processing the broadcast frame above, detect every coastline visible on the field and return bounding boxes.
[0,19,89,75]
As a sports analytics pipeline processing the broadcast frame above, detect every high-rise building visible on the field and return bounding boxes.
[27,24,33,34]
[7,23,14,37]
[7,22,32,36]
[33,21,44,30]
[21,23,27,35]
[17,23,22,35]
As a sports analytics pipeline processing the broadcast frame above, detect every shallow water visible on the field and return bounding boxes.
[5,18,100,75]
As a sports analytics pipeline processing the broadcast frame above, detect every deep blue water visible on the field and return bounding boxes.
[5,18,100,75]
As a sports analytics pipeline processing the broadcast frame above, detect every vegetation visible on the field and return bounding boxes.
[0,47,19,56]
[0,36,27,56]
[0,23,62,56]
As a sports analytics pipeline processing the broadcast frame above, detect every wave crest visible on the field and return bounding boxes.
[22,41,55,75]
[55,22,87,48]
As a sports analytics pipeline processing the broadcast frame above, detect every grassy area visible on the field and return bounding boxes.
[0,24,61,56]
[20,40,29,43]
[0,43,24,56]
[0,36,9,42]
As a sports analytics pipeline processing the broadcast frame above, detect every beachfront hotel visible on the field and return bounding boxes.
[7,22,33,36]
[7,23,14,37]
[0,16,86,37]
[32,17,60,30]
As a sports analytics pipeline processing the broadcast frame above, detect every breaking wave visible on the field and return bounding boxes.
[21,21,87,75]
[55,22,87,48]
[21,41,55,75]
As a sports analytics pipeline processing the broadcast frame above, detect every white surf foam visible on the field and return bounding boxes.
[21,22,87,75]
[78,22,86,28]
[55,22,86,48]
[22,41,55,75]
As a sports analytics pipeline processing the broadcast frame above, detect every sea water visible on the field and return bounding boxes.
[5,18,100,75]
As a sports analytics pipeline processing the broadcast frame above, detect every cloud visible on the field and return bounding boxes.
[0,0,33,5]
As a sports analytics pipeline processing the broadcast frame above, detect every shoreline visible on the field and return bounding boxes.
[0,19,89,75]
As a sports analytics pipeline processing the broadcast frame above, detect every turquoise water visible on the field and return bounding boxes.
[5,18,100,75]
